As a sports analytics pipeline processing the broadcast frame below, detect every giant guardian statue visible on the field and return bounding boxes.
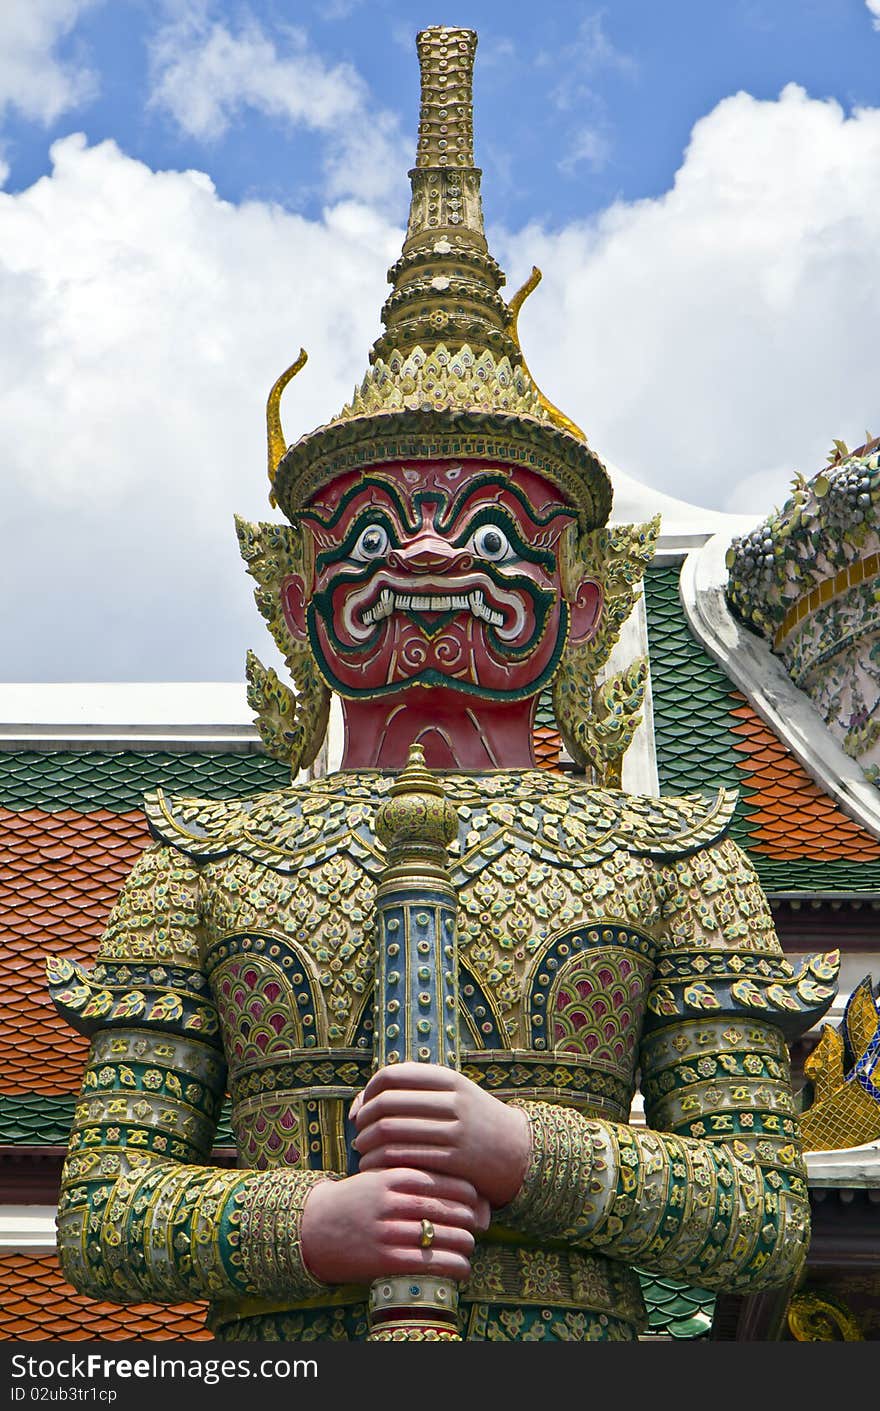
[48,27,838,1342]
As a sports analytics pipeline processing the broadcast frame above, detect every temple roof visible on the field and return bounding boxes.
[644,564,880,892]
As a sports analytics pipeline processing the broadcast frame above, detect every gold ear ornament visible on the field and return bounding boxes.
[553,516,660,786]
[236,515,330,773]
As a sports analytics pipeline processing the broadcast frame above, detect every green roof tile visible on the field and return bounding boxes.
[534,690,557,732]
[0,752,291,813]
[0,1095,235,1147]
[644,564,880,894]
[638,1271,715,1339]
[644,564,748,798]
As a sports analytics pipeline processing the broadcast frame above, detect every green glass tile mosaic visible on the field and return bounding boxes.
[0,752,292,814]
[643,564,880,894]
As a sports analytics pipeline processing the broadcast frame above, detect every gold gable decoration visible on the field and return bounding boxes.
[799,975,880,1152]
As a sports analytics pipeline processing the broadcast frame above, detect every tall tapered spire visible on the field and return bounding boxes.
[372,26,516,365]
[271,26,612,534]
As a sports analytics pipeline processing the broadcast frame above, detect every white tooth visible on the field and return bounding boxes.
[436,596,450,610]
[412,595,427,610]
[470,590,490,622]
[489,609,503,627]
[398,594,411,609]
[364,608,374,625]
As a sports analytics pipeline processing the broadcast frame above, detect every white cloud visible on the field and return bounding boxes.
[867,2,880,31]
[316,0,365,18]
[0,133,401,677]
[558,126,611,175]
[499,84,880,516]
[0,0,101,125]
[149,12,409,205]
[538,12,637,112]
[2,83,880,678]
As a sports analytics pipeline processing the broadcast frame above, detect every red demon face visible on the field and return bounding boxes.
[281,461,601,703]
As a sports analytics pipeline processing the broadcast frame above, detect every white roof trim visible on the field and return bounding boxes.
[611,586,660,797]
[0,682,263,752]
[806,1139,880,1188]
[680,534,880,841]
[0,1205,57,1250]
[606,458,760,539]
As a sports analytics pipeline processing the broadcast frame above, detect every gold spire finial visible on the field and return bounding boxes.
[415,27,476,170]
[370,26,513,363]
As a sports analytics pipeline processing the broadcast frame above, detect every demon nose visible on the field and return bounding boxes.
[388,536,473,573]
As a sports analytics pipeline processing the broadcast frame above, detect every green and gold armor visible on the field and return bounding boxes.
[49,769,836,1340]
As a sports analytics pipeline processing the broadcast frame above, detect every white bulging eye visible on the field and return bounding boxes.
[470,524,512,562]
[352,524,389,560]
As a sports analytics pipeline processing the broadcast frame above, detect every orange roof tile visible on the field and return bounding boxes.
[533,725,563,771]
[729,698,880,862]
[0,1252,211,1340]
[0,808,150,1095]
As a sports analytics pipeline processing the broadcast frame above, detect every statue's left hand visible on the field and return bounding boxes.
[351,1062,531,1209]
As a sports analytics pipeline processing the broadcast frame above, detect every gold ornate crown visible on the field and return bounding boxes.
[267,26,612,531]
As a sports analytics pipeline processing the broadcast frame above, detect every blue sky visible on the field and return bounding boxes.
[1,1,879,679]
[4,1,878,223]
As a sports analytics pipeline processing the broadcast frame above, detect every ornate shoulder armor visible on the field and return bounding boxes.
[144,789,253,860]
[47,842,221,1049]
[646,834,840,1042]
[143,781,380,875]
[610,786,739,860]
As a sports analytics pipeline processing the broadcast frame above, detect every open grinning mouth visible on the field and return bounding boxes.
[362,587,504,628]
[338,570,528,644]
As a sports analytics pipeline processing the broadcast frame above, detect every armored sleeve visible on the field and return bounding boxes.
[49,843,333,1307]
[498,835,838,1292]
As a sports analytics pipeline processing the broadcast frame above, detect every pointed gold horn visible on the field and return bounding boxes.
[267,348,307,507]
[506,265,542,332]
[506,267,586,442]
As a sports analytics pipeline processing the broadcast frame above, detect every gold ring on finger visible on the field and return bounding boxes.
[419,1219,435,1249]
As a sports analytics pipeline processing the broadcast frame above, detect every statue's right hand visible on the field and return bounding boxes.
[300,1167,489,1286]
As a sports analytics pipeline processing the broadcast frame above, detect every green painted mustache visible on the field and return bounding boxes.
[311,562,556,659]
[307,564,567,702]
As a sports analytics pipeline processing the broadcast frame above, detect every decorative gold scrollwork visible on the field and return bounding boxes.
[787,1291,864,1342]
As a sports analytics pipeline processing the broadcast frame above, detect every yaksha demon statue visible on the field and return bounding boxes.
[49,28,839,1341]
